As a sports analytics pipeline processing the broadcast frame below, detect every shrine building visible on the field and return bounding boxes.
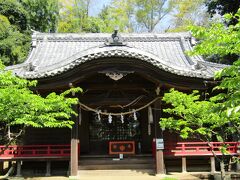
[2,30,239,178]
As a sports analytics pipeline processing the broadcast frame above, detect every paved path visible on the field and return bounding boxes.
[78,170,202,179]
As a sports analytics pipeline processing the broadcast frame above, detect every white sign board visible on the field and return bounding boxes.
[156,138,164,150]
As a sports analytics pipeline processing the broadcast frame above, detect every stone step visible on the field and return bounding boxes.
[79,163,154,170]
[79,157,153,165]
[78,169,155,176]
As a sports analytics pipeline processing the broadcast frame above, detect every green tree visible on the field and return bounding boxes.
[134,0,176,32]
[21,0,59,32]
[0,0,29,31]
[109,0,135,32]
[0,61,81,145]
[160,88,238,179]
[168,0,210,32]
[206,0,240,24]
[160,10,240,180]
[58,0,97,32]
[0,0,61,65]
[0,15,30,65]
[57,0,80,33]
[189,9,240,64]
[98,1,134,33]
[0,0,31,66]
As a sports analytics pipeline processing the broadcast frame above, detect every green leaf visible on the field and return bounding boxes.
[0,60,81,144]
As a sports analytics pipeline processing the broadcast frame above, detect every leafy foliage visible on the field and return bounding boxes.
[109,0,135,32]
[160,9,240,179]
[161,8,240,143]
[0,0,60,65]
[0,61,81,143]
[0,0,29,31]
[0,14,31,66]
[58,0,134,33]
[160,89,239,141]
[58,0,97,33]
[168,0,210,32]
[205,0,240,23]
[213,59,240,119]
[21,0,59,32]
[189,9,240,64]
[0,0,31,66]
[134,0,175,32]
[98,1,134,33]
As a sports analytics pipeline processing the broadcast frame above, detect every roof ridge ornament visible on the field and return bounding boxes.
[105,27,126,46]
[28,62,37,71]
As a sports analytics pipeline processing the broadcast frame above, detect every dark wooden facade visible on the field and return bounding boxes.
[22,56,209,149]
[21,57,211,176]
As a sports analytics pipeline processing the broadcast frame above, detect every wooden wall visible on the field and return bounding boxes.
[79,110,90,153]
[140,109,154,153]
[23,127,71,145]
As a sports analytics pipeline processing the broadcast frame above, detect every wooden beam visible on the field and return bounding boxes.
[79,97,154,107]
[80,83,154,91]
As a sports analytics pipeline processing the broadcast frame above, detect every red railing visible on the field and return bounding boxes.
[0,144,73,159]
[164,142,239,156]
[0,142,238,159]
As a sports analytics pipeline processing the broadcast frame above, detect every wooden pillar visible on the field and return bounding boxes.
[70,139,78,176]
[0,161,3,175]
[156,150,165,174]
[154,91,165,174]
[45,161,51,176]
[182,157,187,173]
[236,162,240,172]
[70,103,79,178]
[210,157,216,173]
[8,161,12,169]
[16,161,22,177]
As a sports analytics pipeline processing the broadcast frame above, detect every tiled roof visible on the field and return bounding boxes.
[7,32,226,79]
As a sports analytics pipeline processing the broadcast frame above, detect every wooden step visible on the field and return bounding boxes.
[79,156,154,170]
[80,157,153,165]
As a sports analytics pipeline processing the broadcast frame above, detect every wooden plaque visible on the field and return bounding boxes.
[109,141,135,155]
